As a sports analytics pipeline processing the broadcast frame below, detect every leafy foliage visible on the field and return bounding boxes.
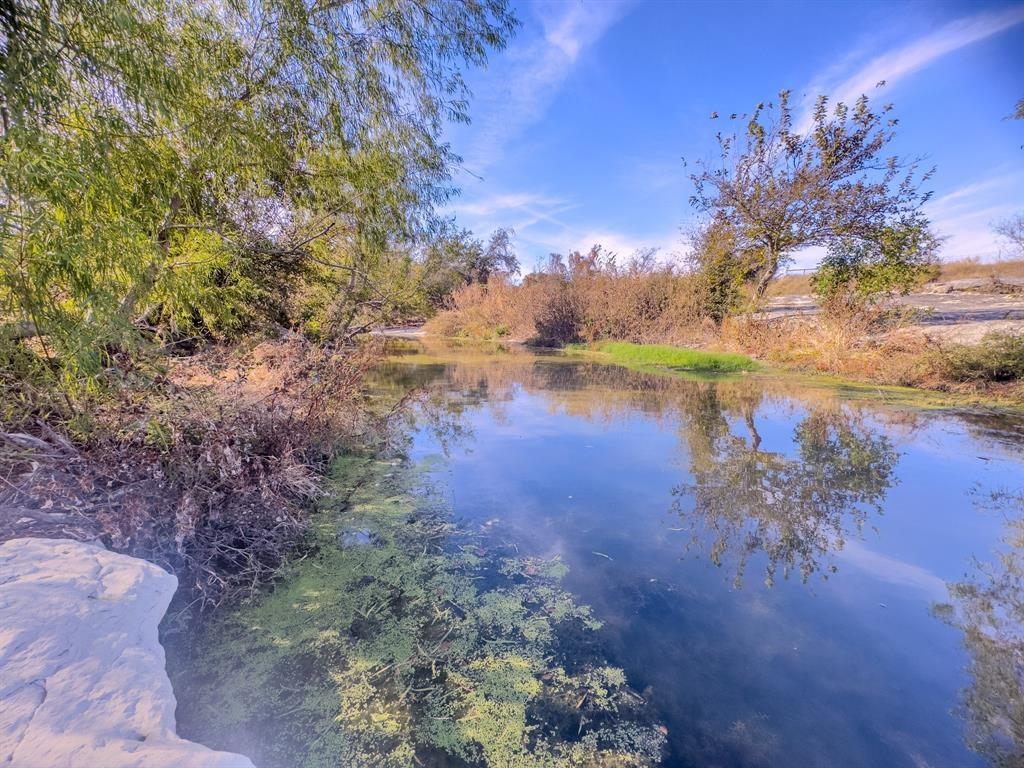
[689,89,932,298]
[937,332,1024,384]
[0,0,516,371]
[811,214,940,311]
[686,217,758,322]
[419,226,520,308]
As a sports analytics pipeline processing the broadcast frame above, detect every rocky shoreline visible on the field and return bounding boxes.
[0,538,254,767]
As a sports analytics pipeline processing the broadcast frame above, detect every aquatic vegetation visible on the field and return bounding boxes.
[569,342,758,373]
[170,453,663,767]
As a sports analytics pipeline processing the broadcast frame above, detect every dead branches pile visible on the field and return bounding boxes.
[1,334,387,610]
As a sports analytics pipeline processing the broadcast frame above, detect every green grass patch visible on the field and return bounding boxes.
[571,341,758,373]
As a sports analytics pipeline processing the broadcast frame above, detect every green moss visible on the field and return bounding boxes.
[568,341,757,373]
[169,453,663,767]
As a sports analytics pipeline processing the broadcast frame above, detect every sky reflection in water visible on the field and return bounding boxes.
[382,342,1024,768]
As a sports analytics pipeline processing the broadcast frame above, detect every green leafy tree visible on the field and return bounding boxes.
[811,214,940,312]
[1,0,517,370]
[687,216,760,322]
[419,226,519,307]
[689,89,932,299]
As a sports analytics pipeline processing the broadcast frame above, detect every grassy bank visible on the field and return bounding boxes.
[422,247,1024,406]
[568,341,758,373]
[558,332,1024,408]
[419,270,1024,404]
[717,315,1024,406]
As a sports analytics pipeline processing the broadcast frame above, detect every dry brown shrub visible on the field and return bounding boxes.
[938,257,1024,282]
[1,334,385,609]
[423,279,535,340]
[720,310,937,387]
[568,269,682,343]
[426,254,708,346]
[424,254,1024,401]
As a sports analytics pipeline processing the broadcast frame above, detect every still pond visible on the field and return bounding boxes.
[166,340,1024,768]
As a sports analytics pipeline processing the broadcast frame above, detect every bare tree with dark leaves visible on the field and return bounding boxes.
[995,214,1024,259]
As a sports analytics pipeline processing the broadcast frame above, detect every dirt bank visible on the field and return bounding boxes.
[766,279,1024,344]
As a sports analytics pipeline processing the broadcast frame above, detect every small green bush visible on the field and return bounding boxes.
[812,217,940,312]
[938,333,1024,383]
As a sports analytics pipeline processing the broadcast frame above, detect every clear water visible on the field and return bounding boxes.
[171,341,1024,767]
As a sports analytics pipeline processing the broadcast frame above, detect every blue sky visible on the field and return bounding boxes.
[441,0,1024,271]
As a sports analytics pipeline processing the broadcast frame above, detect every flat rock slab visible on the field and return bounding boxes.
[0,537,254,768]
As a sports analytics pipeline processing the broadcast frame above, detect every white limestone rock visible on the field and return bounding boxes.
[0,537,255,768]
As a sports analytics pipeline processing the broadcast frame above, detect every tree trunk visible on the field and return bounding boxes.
[753,248,780,299]
[743,407,762,452]
[332,263,362,340]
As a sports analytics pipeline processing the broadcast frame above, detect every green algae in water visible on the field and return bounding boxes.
[170,453,664,767]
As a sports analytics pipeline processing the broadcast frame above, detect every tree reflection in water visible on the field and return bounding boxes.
[385,340,903,589]
[380,340,1024,766]
[938,489,1024,768]
[671,389,900,586]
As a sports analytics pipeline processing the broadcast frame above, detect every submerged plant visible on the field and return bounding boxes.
[168,454,663,767]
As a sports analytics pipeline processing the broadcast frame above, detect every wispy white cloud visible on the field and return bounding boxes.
[926,171,1024,260]
[445,185,682,270]
[443,191,579,236]
[836,540,947,598]
[787,4,1024,267]
[797,5,1024,132]
[927,172,1022,218]
[457,0,632,175]
[448,192,565,220]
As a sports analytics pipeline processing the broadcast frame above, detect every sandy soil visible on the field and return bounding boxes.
[766,278,1024,344]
